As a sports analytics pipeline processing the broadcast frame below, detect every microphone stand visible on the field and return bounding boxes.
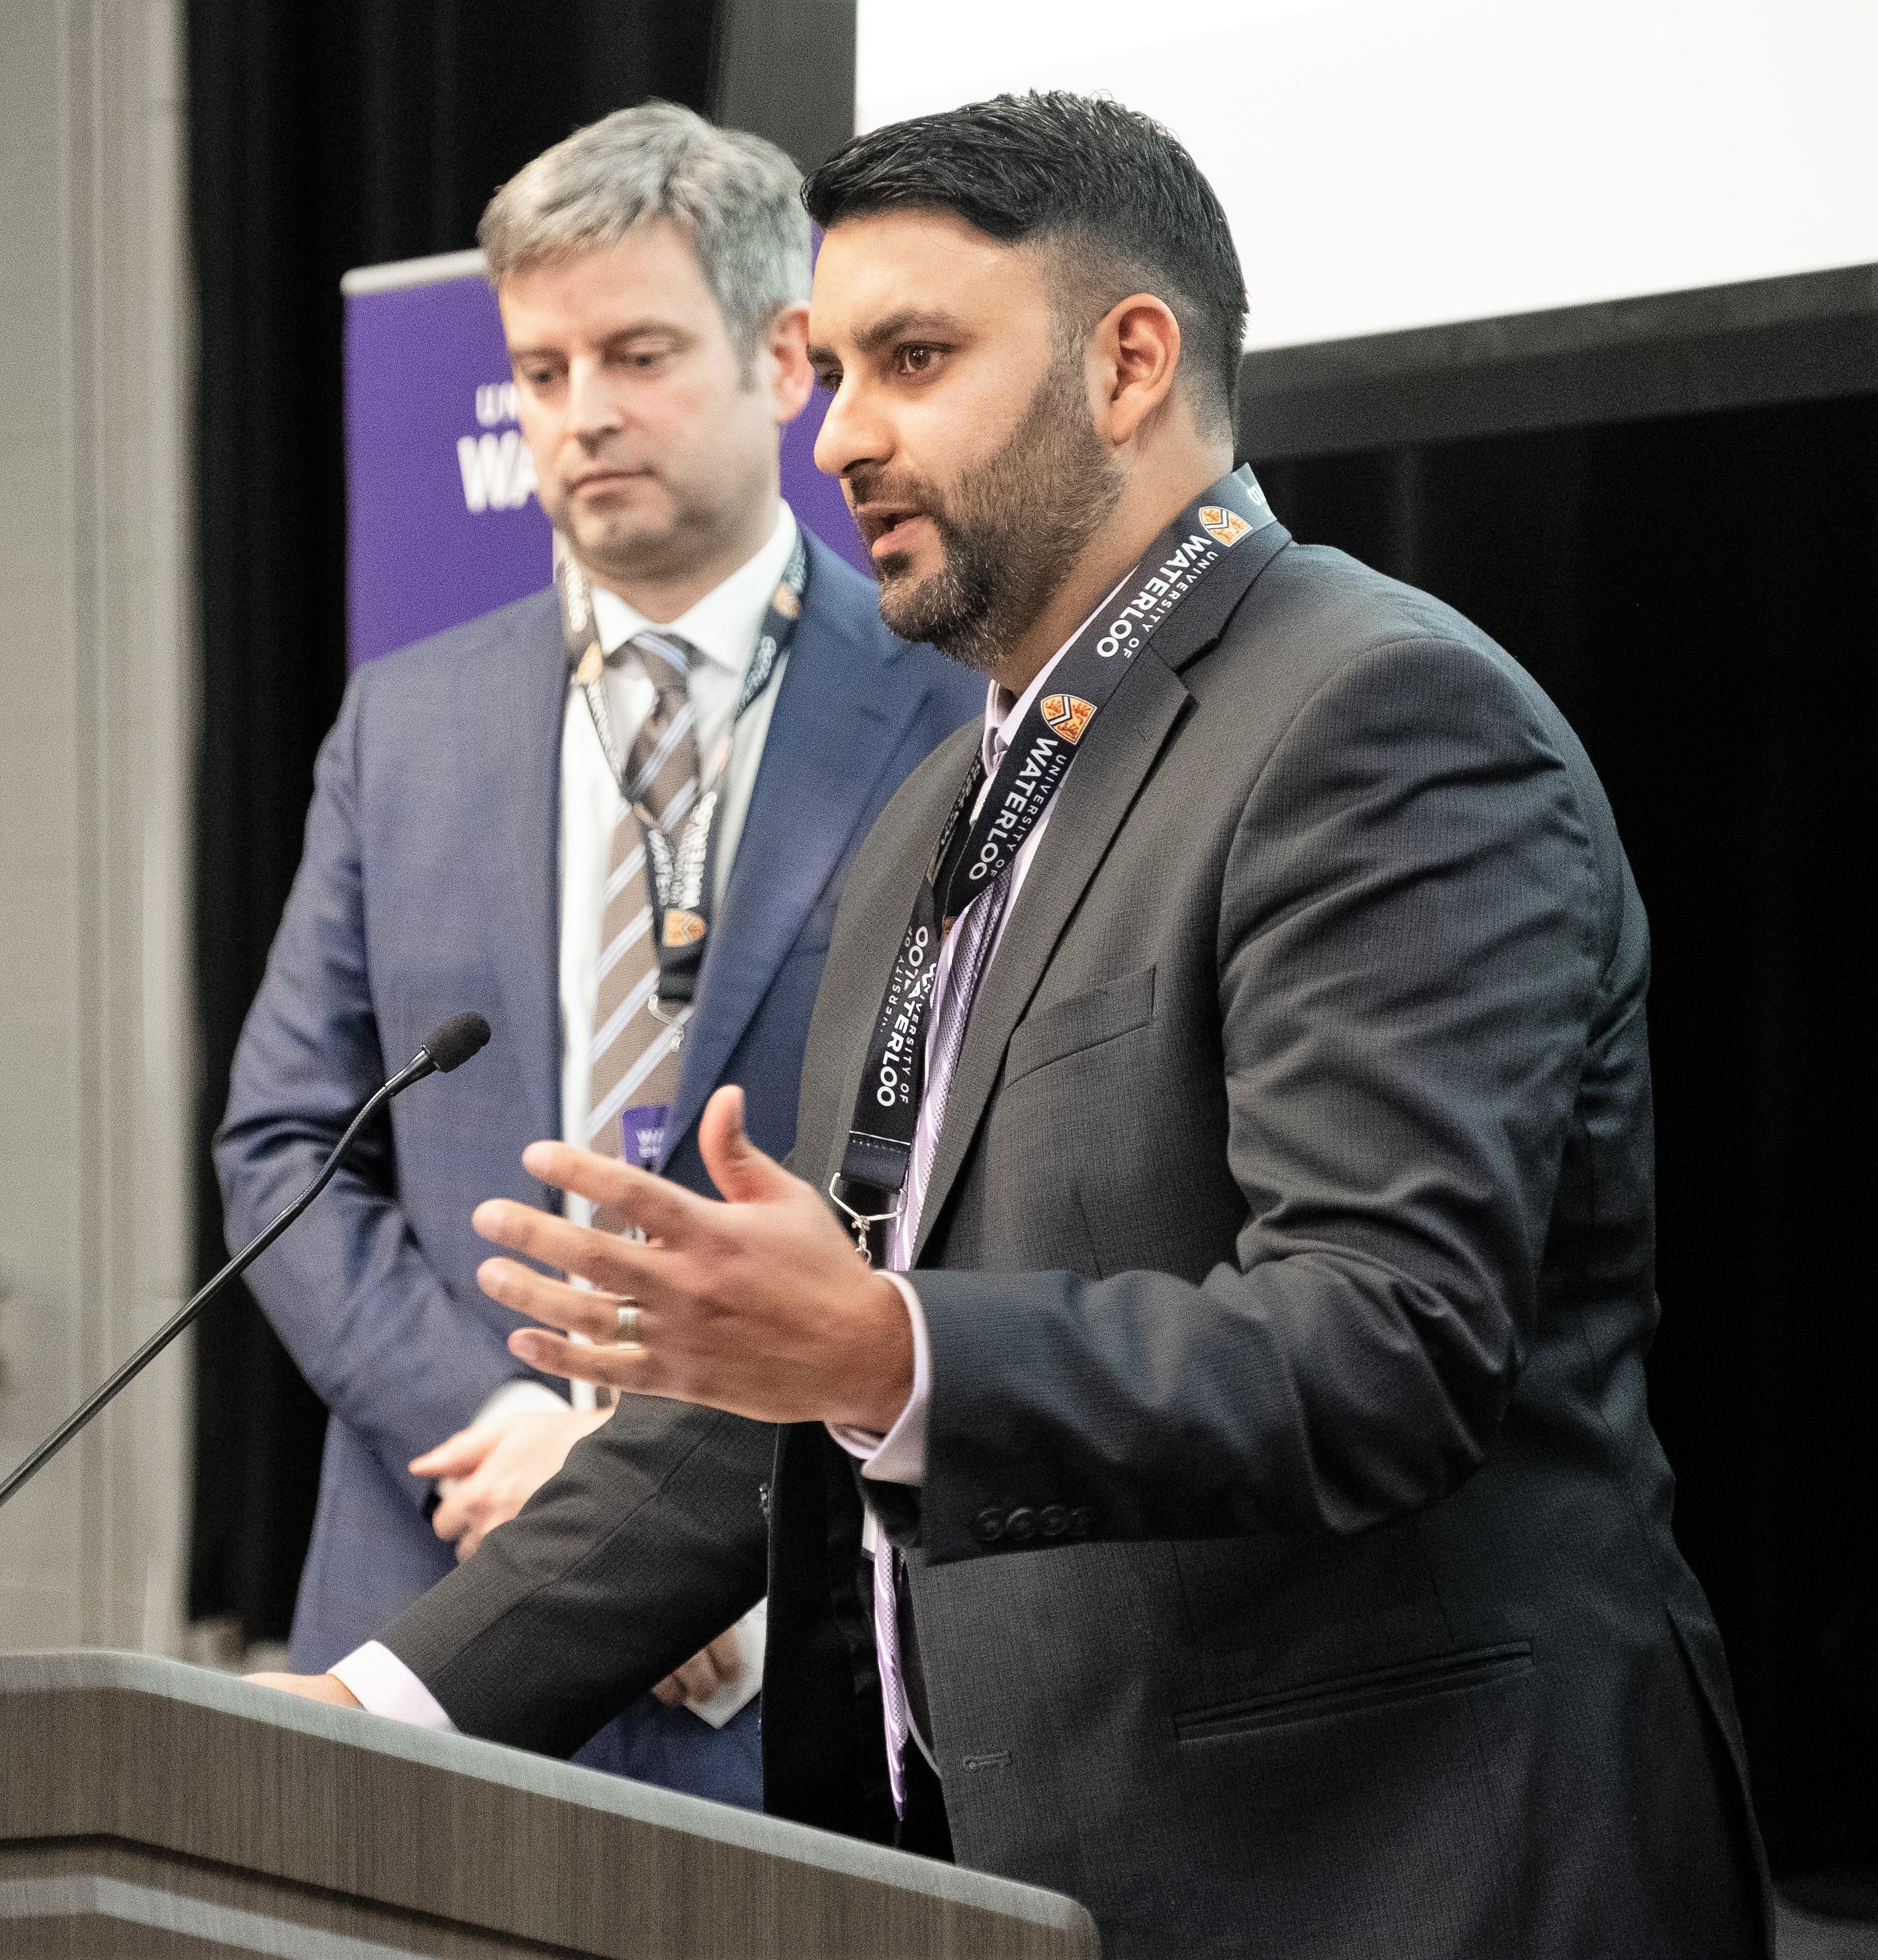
[0,1045,447,1512]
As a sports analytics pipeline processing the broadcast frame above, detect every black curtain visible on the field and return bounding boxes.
[186,0,722,1643]
[1252,395,1878,1880]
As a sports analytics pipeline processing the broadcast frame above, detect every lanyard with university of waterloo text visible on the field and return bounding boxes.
[828,466,1285,1262]
[554,528,809,1028]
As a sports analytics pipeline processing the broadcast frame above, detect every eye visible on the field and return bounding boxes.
[894,343,941,376]
[812,364,842,393]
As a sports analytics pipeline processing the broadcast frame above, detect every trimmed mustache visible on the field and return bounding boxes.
[846,469,950,549]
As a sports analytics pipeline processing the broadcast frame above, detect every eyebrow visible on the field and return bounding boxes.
[808,306,967,368]
[506,321,693,363]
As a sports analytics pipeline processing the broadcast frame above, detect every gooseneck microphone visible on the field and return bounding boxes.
[0,1011,492,1512]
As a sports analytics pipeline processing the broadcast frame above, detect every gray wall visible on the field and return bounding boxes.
[0,0,194,1652]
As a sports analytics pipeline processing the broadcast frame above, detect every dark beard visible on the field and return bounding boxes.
[869,348,1122,675]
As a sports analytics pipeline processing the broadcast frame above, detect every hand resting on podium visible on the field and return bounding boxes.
[247,1668,362,1708]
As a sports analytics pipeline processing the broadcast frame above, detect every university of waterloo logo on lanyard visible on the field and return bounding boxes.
[1040,693,1096,743]
[1198,504,1254,547]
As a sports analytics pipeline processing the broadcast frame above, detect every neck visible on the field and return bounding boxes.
[587,486,780,625]
[991,445,1234,696]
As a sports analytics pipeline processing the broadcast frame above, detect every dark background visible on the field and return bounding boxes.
[184,0,1875,1887]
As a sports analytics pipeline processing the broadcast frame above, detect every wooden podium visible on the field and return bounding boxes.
[0,1652,1098,1957]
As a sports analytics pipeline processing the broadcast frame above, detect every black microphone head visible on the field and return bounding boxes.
[423,1011,492,1074]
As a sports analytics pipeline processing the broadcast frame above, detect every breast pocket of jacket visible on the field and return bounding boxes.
[1004,965,1157,1088]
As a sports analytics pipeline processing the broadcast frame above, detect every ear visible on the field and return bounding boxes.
[1089,293,1182,448]
[765,302,814,425]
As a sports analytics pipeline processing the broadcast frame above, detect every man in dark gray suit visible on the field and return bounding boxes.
[262,93,1768,1958]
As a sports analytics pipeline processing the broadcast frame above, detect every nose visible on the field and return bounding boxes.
[813,370,889,485]
[567,355,621,449]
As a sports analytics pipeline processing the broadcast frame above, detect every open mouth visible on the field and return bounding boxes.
[855,504,931,561]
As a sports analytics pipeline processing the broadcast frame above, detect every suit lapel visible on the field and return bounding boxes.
[908,522,1293,1261]
[472,602,567,1147]
[912,650,1192,1262]
[663,544,925,1154]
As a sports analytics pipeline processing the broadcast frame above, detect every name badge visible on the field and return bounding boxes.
[620,1103,669,1172]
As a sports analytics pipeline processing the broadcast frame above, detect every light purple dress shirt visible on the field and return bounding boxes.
[827,641,1075,1484]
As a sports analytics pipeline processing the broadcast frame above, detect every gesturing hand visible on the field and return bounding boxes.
[472,1086,914,1433]
[412,1407,610,1561]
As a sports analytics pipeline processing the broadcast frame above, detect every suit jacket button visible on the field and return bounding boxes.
[1038,1505,1068,1538]
[1005,1507,1038,1543]
[972,1508,1006,1544]
[1068,1506,1098,1538]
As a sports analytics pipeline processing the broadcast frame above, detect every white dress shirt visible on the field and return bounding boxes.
[558,508,798,1212]
[331,505,797,1731]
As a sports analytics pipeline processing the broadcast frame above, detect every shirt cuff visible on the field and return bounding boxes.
[329,1641,456,1732]
[826,1270,929,1486]
[471,1378,569,1428]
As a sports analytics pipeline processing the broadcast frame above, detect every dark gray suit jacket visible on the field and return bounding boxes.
[380,532,1768,1959]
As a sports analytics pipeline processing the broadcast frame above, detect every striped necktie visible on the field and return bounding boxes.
[587,630,700,1187]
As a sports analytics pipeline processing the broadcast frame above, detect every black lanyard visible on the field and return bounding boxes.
[828,467,1285,1261]
[554,528,809,1014]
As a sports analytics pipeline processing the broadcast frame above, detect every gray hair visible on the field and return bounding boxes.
[478,101,810,361]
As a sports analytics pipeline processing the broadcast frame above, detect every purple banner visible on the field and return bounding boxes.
[344,255,867,670]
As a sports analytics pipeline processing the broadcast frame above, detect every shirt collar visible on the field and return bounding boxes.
[587,503,799,677]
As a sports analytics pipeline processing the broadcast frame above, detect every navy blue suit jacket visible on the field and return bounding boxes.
[216,532,980,1673]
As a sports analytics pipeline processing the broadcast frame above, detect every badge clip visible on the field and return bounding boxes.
[648,997,690,1053]
[827,1177,900,1267]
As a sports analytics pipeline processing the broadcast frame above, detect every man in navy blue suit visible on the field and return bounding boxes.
[215,101,978,1808]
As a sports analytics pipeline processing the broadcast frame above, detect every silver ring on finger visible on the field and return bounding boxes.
[614,1298,643,1347]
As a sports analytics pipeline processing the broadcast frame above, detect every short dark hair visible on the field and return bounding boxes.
[802,92,1246,434]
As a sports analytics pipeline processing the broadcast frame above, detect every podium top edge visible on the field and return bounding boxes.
[0,1650,1096,1940]
[342,249,488,297]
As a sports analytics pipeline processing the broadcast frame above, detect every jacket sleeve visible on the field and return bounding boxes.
[907,636,1605,1563]
[376,1399,774,1754]
[213,672,538,1511]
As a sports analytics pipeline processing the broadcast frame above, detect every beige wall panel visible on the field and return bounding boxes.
[0,0,194,1656]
